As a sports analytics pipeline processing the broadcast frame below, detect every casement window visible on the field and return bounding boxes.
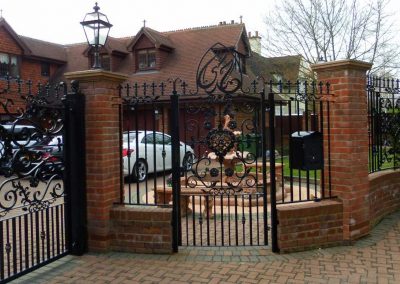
[0,53,19,78]
[41,62,50,77]
[101,55,110,71]
[137,49,156,70]
[89,53,110,71]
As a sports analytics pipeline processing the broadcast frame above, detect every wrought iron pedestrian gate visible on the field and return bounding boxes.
[119,43,333,253]
[168,44,277,251]
[0,78,86,282]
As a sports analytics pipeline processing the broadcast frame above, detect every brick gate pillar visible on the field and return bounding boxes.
[312,60,372,243]
[65,70,128,252]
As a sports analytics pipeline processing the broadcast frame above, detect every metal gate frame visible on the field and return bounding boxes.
[0,78,87,282]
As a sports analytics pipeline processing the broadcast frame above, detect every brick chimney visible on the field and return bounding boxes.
[248,31,261,54]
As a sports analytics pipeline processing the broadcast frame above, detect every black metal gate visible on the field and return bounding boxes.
[168,44,277,251]
[0,77,86,282]
[119,44,333,253]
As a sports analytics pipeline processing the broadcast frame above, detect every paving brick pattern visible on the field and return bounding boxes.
[12,211,400,283]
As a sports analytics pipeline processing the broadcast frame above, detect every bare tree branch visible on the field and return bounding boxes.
[263,0,400,76]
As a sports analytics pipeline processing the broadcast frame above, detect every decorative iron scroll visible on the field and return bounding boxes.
[378,95,400,168]
[206,128,236,161]
[0,77,67,217]
[194,43,244,96]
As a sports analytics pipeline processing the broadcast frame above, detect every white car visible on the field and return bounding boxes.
[122,131,194,182]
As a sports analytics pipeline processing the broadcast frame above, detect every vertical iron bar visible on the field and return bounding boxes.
[327,102,332,197]
[234,195,238,246]
[220,195,224,246]
[249,194,253,245]
[18,216,22,272]
[55,207,60,256]
[256,195,260,245]
[260,89,268,245]
[213,197,217,245]
[35,212,40,265]
[228,195,231,246]
[6,220,10,277]
[24,214,29,270]
[288,100,294,202]
[206,195,210,246]
[41,211,44,262]
[320,101,325,199]
[268,92,279,253]
[198,195,202,246]
[63,83,87,255]
[118,94,124,204]
[46,208,50,260]
[192,196,196,246]
[170,91,181,252]
[0,221,3,281]
[30,214,34,266]
[12,218,16,275]
[241,196,245,245]
[51,207,55,258]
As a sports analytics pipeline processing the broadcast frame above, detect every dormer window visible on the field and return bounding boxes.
[212,48,246,74]
[138,49,156,70]
[89,53,111,71]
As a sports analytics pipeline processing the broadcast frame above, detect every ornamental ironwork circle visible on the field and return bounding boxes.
[206,128,236,158]
[224,168,234,177]
[210,168,219,177]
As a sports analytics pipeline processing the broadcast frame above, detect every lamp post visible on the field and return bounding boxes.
[80,2,112,69]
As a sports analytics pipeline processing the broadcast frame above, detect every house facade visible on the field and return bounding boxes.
[0,16,306,128]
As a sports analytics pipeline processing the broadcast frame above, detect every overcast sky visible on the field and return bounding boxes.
[0,0,270,44]
[1,0,400,46]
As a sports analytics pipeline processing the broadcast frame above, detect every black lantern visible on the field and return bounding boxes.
[80,2,112,69]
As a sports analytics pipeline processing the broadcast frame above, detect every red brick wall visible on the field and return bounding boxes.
[277,200,343,253]
[369,170,400,227]
[312,60,372,242]
[135,34,154,50]
[65,70,128,252]
[0,26,62,89]
[0,27,22,54]
[110,205,172,254]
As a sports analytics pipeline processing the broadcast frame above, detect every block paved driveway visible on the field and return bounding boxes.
[13,211,400,284]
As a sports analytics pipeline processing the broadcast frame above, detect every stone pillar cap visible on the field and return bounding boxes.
[311,59,372,72]
[64,69,129,83]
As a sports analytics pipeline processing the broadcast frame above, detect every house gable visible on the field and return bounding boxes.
[0,18,31,56]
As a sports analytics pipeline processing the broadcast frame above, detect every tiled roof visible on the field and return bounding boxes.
[247,53,302,82]
[127,27,175,50]
[118,23,249,90]
[106,37,129,54]
[19,36,67,62]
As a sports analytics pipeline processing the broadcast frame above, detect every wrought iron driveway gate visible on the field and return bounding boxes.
[0,78,86,282]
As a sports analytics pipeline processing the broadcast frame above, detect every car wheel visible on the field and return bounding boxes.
[132,159,148,182]
[182,152,194,171]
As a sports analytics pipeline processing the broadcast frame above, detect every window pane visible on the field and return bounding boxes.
[148,51,156,68]
[0,53,9,64]
[0,54,9,77]
[41,62,50,77]
[10,56,19,77]
[138,52,147,69]
[101,55,110,71]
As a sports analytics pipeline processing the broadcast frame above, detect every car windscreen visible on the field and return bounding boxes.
[123,133,137,144]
